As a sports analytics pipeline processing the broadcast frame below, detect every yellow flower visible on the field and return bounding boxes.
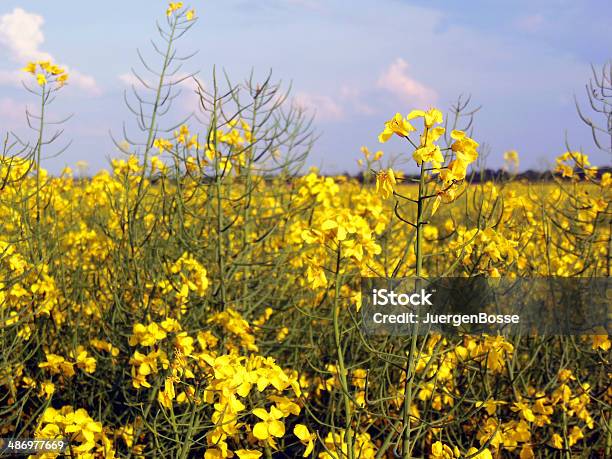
[38,353,75,378]
[568,426,584,446]
[129,350,161,388]
[186,9,196,20]
[305,264,327,289]
[48,64,64,75]
[22,62,37,74]
[430,440,459,458]
[186,134,200,150]
[591,334,610,351]
[407,108,443,128]
[269,395,301,417]
[158,377,176,409]
[550,433,564,449]
[39,381,55,399]
[420,126,446,147]
[150,155,167,174]
[450,130,479,164]
[36,73,47,86]
[519,444,535,459]
[74,347,97,374]
[431,188,457,216]
[321,219,347,241]
[235,450,262,459]
[276,327,289,342]
[378,113,415,143]
[558,368,575,382]
[166,2,184,16]
[439,159,467,185]
[475,399,507,416]
[174,124,190,143]
[64,409,103,453]
[90,339,119,357]
[294,424,315,457]
[375,168,396,199]
[413,144,444,166]
[504,149,519,164]
[153,138,173,153]
[219,157,233,173]
[37,60,51,71]
[161,317,182,333]
[511,401,536,422]
[252,406,286,441]
[129,322,167,346]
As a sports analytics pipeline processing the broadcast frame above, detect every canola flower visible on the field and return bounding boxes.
[167,2,183,15]
[22,60,68,87]
[378,112,415,142]
[166,2,196,20]
[375,108,480,220]
[375,168,396,199]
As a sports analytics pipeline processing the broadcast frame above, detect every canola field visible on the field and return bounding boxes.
[1,3,611,459]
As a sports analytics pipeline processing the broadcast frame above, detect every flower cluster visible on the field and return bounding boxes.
[22,60,68,87]
[33,406,115,458]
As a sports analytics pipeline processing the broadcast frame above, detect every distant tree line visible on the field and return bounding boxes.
[345,167,612,184]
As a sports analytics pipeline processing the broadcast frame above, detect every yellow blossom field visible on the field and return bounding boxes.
[1,3,611,459]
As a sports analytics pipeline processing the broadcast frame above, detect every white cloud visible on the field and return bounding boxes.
[377,58,437,107]
[0,8,49,62]
[0,8,100,95]
[172,73,205,93]
[339,85,376,115]
[69,69,101,96]
[177,75,207,112]
[287,85,375,123]
[119,72,145,87]
[293,92,344,121]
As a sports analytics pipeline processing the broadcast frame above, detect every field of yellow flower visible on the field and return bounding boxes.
[1,3,611,459]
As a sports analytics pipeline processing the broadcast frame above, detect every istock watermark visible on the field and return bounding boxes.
[372,288,433,306]
[360,277,611,336]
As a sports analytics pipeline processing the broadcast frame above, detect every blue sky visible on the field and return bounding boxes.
[0,0,610,174]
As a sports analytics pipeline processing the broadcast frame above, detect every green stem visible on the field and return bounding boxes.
[139,17,178,197]
[333,245,355,459]
[401,161,425,458]
[34,85,46,260]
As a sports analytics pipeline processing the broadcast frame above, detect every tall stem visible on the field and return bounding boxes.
[138,17,178,198]
[34,86,46,260]
[402,161,425,458]
[333,245,355,459]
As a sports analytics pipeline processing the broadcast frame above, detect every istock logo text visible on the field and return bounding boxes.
[372,288,433,306]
